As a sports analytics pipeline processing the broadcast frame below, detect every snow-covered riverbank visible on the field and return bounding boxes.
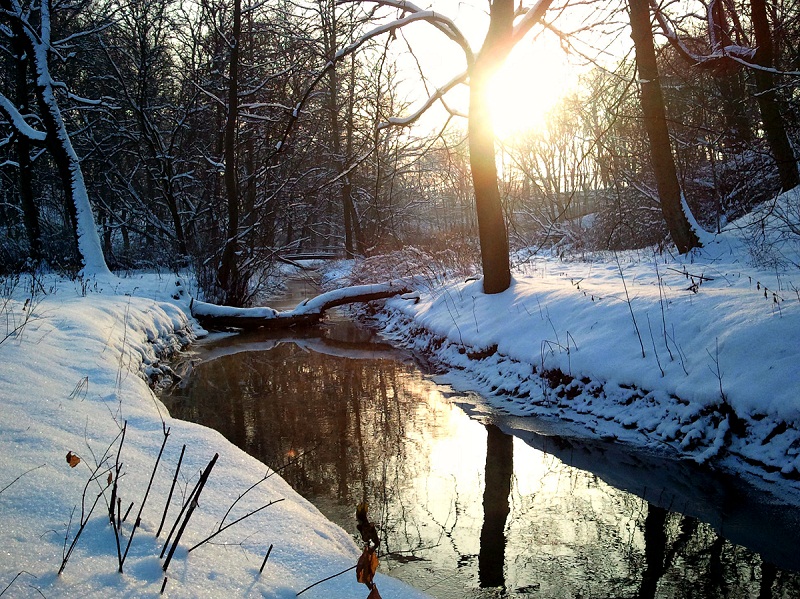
[342,193,800,500]
[0,273,428,598]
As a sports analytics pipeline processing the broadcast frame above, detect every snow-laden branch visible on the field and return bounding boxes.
[332,11,470,64]
[511,0,555,45]
[378,71,467,129]
[341,0,473,63]
[650,0,762,72]
[275,9,469,154]
[0,93,47,141]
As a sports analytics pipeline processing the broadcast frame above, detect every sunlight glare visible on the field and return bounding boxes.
[486,40,576,140]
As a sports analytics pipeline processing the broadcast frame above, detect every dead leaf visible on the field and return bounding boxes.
[356,502,369,525]
[357,520,380,547]
[366,584,382,599]
[66,452,81,468]
[107,472,113,486]
[356,502,380,547]
[356,547,379,588]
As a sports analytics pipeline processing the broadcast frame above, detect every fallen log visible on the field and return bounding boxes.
[190,281,414,330]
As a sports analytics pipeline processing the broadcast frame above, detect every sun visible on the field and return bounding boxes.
[486,40,576,140]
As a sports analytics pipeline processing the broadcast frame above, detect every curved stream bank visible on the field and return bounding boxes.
[164,280,800,598]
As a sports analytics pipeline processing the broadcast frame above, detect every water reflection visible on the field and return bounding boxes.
[164,322,800,598]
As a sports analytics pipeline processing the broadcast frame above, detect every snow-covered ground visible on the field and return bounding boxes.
[0,274,429,598]
[2,190,799,597]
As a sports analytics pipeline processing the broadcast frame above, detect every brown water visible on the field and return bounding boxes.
[164,278,800,598]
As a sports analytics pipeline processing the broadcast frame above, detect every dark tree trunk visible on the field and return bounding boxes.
[468,0,515,294]
[749,0,799,191]
[218,0,243,304]
[12,25,42,262]
[628,0,701,254]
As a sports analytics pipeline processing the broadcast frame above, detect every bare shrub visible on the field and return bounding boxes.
[347,228,480,290]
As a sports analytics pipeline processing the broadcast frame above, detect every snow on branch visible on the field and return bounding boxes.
[511,0,555,45]
[275,8,472,155]
[0,93,47,142]
[342,0,473,61]
[190,281,413,330]
[379,71,468,129]
[649,0,773,74]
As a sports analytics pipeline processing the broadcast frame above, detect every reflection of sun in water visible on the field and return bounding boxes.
[486,40,576,140]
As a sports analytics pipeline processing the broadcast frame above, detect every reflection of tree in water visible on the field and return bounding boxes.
[479,424,513,589]
[635,511,800,599]
[165,344,454,546]
[168,345,424,496]
[499,440,800,598]
[165,345,800,598]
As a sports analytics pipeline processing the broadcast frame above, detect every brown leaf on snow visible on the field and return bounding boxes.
[66,452,81,468]
[356,546,379,588]
[366,584,382,599]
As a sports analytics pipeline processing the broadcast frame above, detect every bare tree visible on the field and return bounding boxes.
[278,0,555,293]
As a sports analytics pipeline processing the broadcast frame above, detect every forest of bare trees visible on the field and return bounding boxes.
[1,0,798,303]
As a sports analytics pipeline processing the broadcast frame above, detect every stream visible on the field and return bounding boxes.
[163,277,800,598]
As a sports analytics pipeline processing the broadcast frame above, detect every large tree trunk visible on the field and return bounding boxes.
[468,0,515,294]
[218,0,244,304]
[11,23,41,262]
[749,0,799,192]
[628,0,700,254]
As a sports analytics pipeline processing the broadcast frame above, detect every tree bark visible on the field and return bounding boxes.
[11,23,41,262]
[749,0,799,192]
[628,0,700,254]
[468,0,515,294]
[218,0,244,304]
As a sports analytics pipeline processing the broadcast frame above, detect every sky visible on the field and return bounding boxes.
[379,0,631,137]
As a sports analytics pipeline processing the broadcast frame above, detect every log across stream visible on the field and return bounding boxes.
[190,280,413,330]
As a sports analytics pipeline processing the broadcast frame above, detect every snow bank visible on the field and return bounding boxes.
[0,273,428,598]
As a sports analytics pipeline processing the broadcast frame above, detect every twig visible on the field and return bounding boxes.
[160,466,205,559]
[218,445,316,530]
[60,430,122,575]
[259,544,274,574]
[188,499,285,552]
[157,444,185,537]
[1,571,37,596]
[647,314,665,377]
[666,267,713,282]
[0,464,44,496]
[162,453,218,573]
[295,565,357,596]
[653,257,675,362]
[615,253,645,358]
[109,422,128,569]
[706,338,726,403]
[119,426,170,571]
